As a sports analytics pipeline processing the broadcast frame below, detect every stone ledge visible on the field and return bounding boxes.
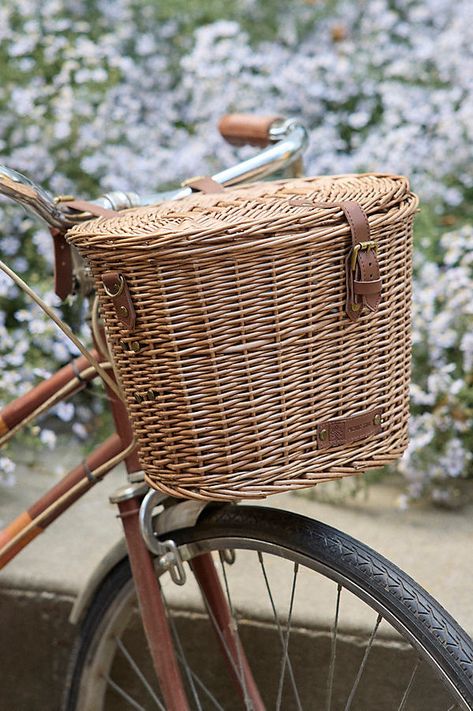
[0,448,472,708]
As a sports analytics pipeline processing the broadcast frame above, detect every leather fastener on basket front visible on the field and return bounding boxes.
[102,271,136,331]
[340,200,382,321]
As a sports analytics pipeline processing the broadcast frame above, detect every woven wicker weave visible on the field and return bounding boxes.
[68,173,418,501]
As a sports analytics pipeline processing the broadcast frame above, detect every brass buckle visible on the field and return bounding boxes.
[53,194,76,203]
[351,240,378,271]
[103,274,125,297]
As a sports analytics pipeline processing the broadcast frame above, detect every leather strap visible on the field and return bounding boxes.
[340,201,381,321]
[185,177,225,194]
[61,199,119,218]
[50,200,119,300]
[50,227,74,300]
[354,279,382,295]
[102,271,136,331]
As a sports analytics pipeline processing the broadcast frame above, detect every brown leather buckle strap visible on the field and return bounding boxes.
[340,200,382,322]
[50,200,119,300]
[102,271,136,331]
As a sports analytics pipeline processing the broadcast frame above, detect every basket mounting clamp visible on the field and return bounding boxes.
[139,489,187,586]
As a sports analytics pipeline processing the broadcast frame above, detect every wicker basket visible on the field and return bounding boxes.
[67,173,418,501]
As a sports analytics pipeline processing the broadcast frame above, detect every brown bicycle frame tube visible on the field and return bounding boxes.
[0,335,140,565]
[0,433,124,569]
[0,352,100,436]
[117,497,190,711]
[191,552,266,710]
[103,382,141,475]
[92,325,142,475]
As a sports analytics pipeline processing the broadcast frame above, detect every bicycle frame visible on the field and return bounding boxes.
[0,352,128,563]
[1,309,270,710]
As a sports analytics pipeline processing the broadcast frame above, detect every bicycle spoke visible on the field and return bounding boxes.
[326,583,342,711]
[275,562,299,711]
[115,637,165,710]
[344,613,383,711]
[180,664,225,711]
[161,594,210,711]
[104,674,147,711]
[397,657,421,711]
[197,573,252,702]
[162,599,226,710]
[257,552,303,711]
[219,552,252,710]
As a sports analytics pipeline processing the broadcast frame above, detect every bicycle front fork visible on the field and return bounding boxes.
[111,482,265,711]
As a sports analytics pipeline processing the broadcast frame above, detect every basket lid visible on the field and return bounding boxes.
[67,173,416,257]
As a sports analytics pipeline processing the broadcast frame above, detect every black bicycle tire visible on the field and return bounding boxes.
[65,505,473,710]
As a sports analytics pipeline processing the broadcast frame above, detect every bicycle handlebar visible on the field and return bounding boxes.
[218,113,283,147]
[0,165,69,229]
[0,116,308,230]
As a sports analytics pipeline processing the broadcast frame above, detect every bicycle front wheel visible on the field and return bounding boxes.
[65,505,473,710]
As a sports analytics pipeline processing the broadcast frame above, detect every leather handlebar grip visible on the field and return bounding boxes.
[218,114,282,148]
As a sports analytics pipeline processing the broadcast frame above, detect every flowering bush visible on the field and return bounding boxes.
[401,225,473,502]
[0,0,472,498]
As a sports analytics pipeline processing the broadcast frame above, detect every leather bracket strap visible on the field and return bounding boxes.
[340,201,382,322]
[50,200,119,300]
[183,176,225,194]
[50,227,74,300]
[60,199,119,219]
[102,271,136,331]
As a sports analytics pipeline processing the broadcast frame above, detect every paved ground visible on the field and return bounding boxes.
[0,445,472,709]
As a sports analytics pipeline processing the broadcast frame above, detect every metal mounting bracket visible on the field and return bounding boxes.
[139,489,187,585]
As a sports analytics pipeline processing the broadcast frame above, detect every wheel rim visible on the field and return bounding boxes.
[74,532,471,711]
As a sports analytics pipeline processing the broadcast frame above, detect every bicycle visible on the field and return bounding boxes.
[0,114,472,710]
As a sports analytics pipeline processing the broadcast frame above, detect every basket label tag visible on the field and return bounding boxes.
[317,408,383,449]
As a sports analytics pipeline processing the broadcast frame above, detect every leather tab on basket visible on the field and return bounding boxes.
[61,199,119,218]
[317,408,383,450]
[102,271,136,331]
[50,227,73,300]
[340,200,382,321]
[185,176,225,194]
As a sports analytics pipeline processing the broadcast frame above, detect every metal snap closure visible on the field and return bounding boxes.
[319,428,328,441]
[119,305,129,318]
[104,274,125,298]
[373,413,382,426]
[351,302,361,312]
